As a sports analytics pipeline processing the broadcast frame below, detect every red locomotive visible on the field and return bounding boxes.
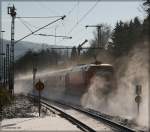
[41,63,116,104]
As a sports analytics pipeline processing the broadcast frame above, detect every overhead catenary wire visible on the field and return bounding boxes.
[31,2,82,46]
[16,16,63,19]
[68,0,99,35]
[57,0,99,47]
[54,2,83,43]
[36,2,61,16]
[17,15,57,30]
[67,2,79,16]
[56,25,87,47]
[19,19,39,29]
[34,33,72,39]
[17,17,33,33]
[51,2,80,45]
[15,15,66,44]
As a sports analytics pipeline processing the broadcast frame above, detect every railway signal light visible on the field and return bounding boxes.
[35,79,44,91]
[135,85,142,95]
[35,79,44,117]
[135,85,142,115]
[135,95,142,103]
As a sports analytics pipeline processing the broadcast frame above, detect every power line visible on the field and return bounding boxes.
[50,47,103,49]
[16,16,63,19]
[19,19,39,29]
[17,17,33,33]
[55,27,85,47]
[67,0,99,35]
[34,33,72,39]
[36,2,61,16]
[15,15,66,44]
[55,2,80,43]
[67,2,79,16]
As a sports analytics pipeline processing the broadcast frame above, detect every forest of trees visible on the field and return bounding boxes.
[110,17,143,56]
[15,49,63,73]
[110,1,149,57]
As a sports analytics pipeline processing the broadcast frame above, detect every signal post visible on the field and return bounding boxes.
[35,79,44,117]
[7,5,16,96]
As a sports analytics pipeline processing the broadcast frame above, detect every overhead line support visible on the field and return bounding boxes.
[85,25,102,48]
[15,15,66,44]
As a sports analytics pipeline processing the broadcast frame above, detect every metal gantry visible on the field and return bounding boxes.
[85,25,102,48]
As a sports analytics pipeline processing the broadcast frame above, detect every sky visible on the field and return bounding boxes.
[1,1,145,47]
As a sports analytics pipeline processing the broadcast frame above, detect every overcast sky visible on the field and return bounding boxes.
[2,1,145,47]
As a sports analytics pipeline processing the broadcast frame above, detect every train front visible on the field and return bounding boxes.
[85,64,117,98]
[65,64,116,105]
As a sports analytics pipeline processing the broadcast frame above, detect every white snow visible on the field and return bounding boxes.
[1,115,80,131]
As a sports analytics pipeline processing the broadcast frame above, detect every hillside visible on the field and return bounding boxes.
[2,39,71,60]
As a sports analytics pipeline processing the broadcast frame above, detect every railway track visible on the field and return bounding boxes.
[29,95,136,132]
[50,100,137,132]
[29,95,96,132]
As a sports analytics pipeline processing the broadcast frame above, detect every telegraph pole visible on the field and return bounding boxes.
[8,5,16,96]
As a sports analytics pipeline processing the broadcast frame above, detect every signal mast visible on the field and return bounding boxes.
[7,5,16,96]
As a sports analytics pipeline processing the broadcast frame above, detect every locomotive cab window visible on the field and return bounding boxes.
[95,65,114,78]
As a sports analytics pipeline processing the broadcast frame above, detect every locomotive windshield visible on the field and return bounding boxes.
[95,65,114,81]
[87,64,114,80]
[90,65,113,73]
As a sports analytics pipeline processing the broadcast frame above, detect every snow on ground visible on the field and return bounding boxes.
[0,94,80,131]
[1,115,79,131]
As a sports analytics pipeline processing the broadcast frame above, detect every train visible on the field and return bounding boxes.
[31,63,116,105]
[15,62,116,105]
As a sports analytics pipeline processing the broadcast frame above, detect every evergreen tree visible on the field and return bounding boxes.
[111,17,142,57]
[143,0,150,15]
[143,0,150,38]
[15,48,62,73]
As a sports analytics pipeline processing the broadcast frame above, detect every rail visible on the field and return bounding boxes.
[42,98,136,132]
[29,94,136,132]
[28,95,96,132]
